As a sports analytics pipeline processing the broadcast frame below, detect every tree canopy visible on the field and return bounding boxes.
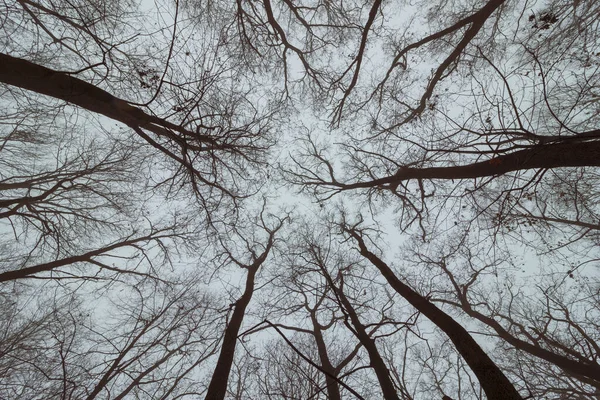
[1,0,599,398]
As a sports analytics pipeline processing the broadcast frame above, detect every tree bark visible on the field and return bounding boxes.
[326,275,400,400]
[205,266,258,400]
[0,234,161,282]
[346,229,523,400]
[0,53,218,148]
[336,138,600,190]
[310,314,342,400]
[204,221,281,400]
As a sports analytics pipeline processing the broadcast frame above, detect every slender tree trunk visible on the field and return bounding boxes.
[85,316,162,400]
[346,229,523,400]
[311,314,342,400]
[0,234,158,282]
[454,300,600,386]
[326,276,399,400]
[205,220,282,399]
[205,266,258,400]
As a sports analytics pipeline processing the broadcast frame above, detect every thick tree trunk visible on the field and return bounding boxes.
[347,230,523,400]
[0,53,217,148]
[339,138,600,190]
[0,53,152,124]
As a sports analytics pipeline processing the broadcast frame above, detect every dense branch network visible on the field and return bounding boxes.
[1,0,600,399]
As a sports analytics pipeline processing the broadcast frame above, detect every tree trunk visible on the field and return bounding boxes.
[327,277,400,400]
[339,138,600,190]
[347,229,523,400]
[311,314,342,400]
[205,267,258,400]
[0,234,158,282]
[0,53,218,148]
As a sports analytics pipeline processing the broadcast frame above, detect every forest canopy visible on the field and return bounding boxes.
[1,0,599,398]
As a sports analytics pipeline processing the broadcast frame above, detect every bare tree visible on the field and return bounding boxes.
[205,209,288,399]
[342,220,523,400]
[406,236,600,395]
[0,279,222,399]
[2,0,600,398]
[257,337,328,399]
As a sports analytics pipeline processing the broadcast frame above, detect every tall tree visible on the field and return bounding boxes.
[205,210,287,399]
[343,222,522,400]
[2,0,599,398]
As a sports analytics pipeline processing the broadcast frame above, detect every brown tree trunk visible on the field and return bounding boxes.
[0,53,152,124]
[346,229,523,400]
[326,275,400,400]
[311,314,342,400]
[338,138,600,190]
[0,234,159,282]
[0,53,218,149]
[204,221,282,400]
[205,266,258,400]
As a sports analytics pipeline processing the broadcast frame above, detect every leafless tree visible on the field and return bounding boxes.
[2,0,600,398]
[0,279,223,399]
[340,219,522,400]
[205,208,288,399]
[406,234,600,396]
